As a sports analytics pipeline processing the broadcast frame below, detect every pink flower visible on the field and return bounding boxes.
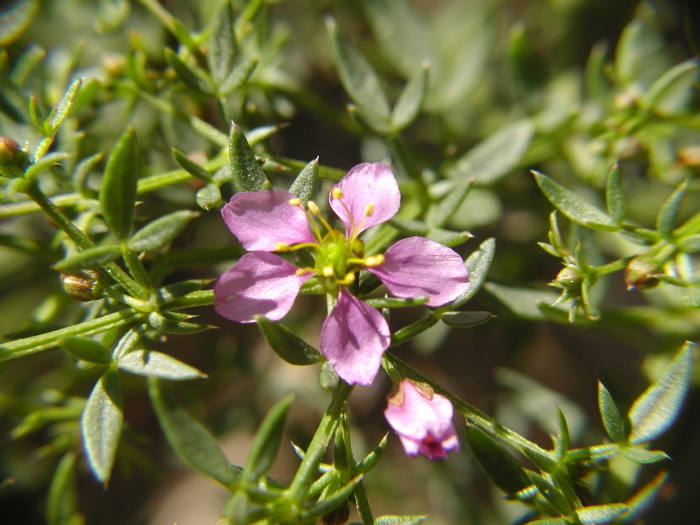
[384,380,460,460]
[214,163,470,385]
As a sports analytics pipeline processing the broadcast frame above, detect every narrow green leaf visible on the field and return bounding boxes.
[576,503,630,524]
[229,123,270,193]
[533,171,619,231]
[24,151,71,181]
[629,341,694,444]
[391,63,429,131]
[623,471,668,521]
[242,393,294,482]
[148,311,212,334]
[219,58,258,95]
[256,316,322,366]
[128,210,198,252]
[426,173,473,228]
[327,17,391,133]
[656,178,688,238]
[441,311,494,328]
[523,448,558,474]
[196,183,224,210]
[645,59,699,115]
[554,407,570,460]
[584,42,609,102]
[81,370,123,484]
[148,378,240,487]
[117,350,206,380]
[46,452,80,525]
[59,336,112,364]
[450,120,533,184]
[450,237,495,309]
[620,447,668,464]
[465,426,531,495]
[289,157,318,204]
[301,476,361,520]
[527,519,567,525]
[52,245,122,271]
[364,296,428,309]
[100,127,138,241]
[527,470,572,516]
[172,148,212,182]
[0,0,39,46]
[374,516,426,525]
[598,382,627,443]
[28,95,44,133]
[47,78,82,134]
[165,48,213,95]
[207,0,236,85]
[355,434,388,474]
[605,164,626,225]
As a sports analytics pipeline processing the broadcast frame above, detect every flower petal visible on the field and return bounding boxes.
[214,252,311,322]
[369,237,470,307]
[320,288,390,385]
[329,163,400,238]
[222,191,315,251]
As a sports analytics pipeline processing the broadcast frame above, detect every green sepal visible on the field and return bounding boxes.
[128,210,199,252]
[391,63,429,132]
[196,183,224,210]
[148,377,241,487]
[165,48,213,96]
[449,237,495,309]
[289,157,318,205]
[172,148,212,182]
[319,361,340,391]
[100,127,138,241]
[441,310,494,328]
[597,382,628,443]
[364,296,428,309]
[255,316,322,366]
[59,335,112,364]
[117,350,206,380]
[148,311,213,334]
[53,245,122,271]
[533,171,618,231]
[628,341,694,444]
[229,123,270,193]
[655,178,688,238]
[81,369,123,484]
[464,426,531,496]
[46,452,81,525]
[46,78,82,134]
[242,393,294,483]
[449,120,533,185]
[605,164,626,226]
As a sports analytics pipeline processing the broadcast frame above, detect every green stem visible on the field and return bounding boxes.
[163,290,215,310]
[0,309,147,362]
[385,352,551,457]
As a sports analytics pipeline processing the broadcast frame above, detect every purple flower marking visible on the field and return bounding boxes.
[384,380,460,460]
[214,162,470,385]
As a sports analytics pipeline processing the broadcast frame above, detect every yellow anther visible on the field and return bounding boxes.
[275,242,290,252]
[307,201,320,215]
[364,203,375,217]
[338,272,356,285]
[295,268,308,275]
[322,266,335,278]
[288,198,302,206]
[365,254,385,266]
[332,187,343,199]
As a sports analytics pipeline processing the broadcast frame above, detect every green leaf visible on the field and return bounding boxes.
[289,157,318,205]
[47,78,82,134]
[242,393,294,482]
[196,183,224,210]
[81,370,123,484]
[355,434,388,474]
[219,58,258,95]
[656,178,688,238]
[52,245,122,271]
[391,63,429,131]
[464,426,531,495]
[207,0,236,85]
[128,210,198,252]
[100,127,138,241]
[554,407,570,460]
[59,336,112,364]
[628,341,694,444]
[598,382,627,443]
[0,0,39,47]
[527,519,567,525]
[256,316,322,366]
[449,120,533,184]
[148,311,212,335]
[450,237,495,308]
[425,172,473,228]
[575,503,630,524]
[620,447,668,464]
[483,282,563,320]
[172,148,212,182]
[165,48,213,95]
[605,164,626,225]
[327,18,391,134]
[533,171,619,231]
[623,471,668,521]
[364,296,428,309]
[46,452,81,525]
[149,378,240,487]
[441,311,494,328]
[645,59,699,115]
[117,350,206,380]
[24,151,72,180]
[527,470,572,516]
[229,123,270,193]
[374,516,426,525]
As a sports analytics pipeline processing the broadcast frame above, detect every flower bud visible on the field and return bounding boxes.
[625,255,660,290]
[60,270,104,302]
[0,136,22,166]
[321,501,350,525]
[552,266,582,290]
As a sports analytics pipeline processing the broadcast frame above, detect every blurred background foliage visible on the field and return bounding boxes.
[0,0,698,523]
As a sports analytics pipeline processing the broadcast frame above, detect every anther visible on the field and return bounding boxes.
[275,242,290,252]
[307,201,321,215]
[364,203,375,217]
[364,254,385,266]
[322,266,335,278]
[332,187,343,199]
[288,198,302,206]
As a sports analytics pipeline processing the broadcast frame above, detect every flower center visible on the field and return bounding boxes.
[278,197,384,290]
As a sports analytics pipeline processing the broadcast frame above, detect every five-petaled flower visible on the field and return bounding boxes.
[214,162,470,385]
[384,380,460,460]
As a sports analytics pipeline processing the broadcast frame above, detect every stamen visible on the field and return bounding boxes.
[295,268,309,275]
[275,242,290,252]
[364,254,385,267]
[307,201,321,215]
[337,271,356,285]
[288,198,302,206]
[364,203,375,217]
[332,187,343,199]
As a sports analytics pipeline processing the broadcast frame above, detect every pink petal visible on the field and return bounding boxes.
[369,237,470,307]
[320,288,390,385]
[222,191,315,251]
[214,252,311,322]
[329,163,400,238]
